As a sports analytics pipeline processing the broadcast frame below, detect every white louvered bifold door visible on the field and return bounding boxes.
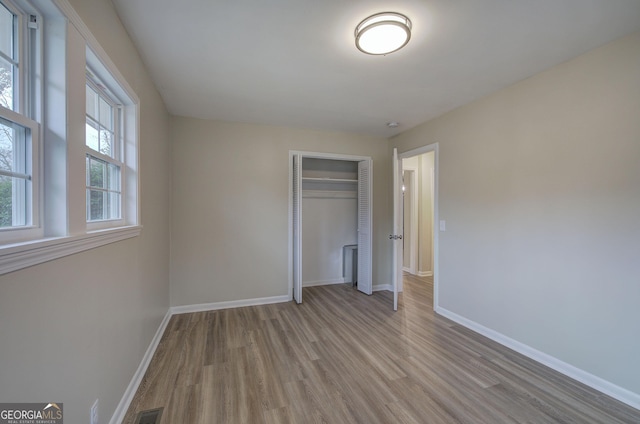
[357,160,373,295]
[293,154,303,304]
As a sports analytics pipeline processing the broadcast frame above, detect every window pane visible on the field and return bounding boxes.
[0,116,26,173]
[86,155,121,221]
[89,189,105,221]
[0,116,29,229]
[0,120,14,172]
[0,175,27,228]
[0,174,13,227]
[88,189,120,221]
[99,97,112,130]
[86,119,99,151]
[108,163,120,191]
[99,129,113,157]
[109,191,120,219]
[0,3,13,59]
[0,56,14,110]
[89,157,106,188]
[86,84,98,120]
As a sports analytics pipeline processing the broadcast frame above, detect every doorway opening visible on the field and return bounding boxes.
[400,152,434,288]
[392,144,438,311]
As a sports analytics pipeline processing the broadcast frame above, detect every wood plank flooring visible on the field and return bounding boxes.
[122,274,640,423]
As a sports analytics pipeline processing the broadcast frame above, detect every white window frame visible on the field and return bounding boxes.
[0,0,42,244]
[84,45,139,232]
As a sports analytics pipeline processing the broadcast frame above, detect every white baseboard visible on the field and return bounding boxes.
[303,278,345,287]
[373,284,392,292]
[110,294,290,423]
[171,294,290,315]
[435,306,640,411]
[109,309,172,424]
[417,271,433,277]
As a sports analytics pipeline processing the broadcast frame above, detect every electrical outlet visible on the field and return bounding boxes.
[90,399,98,424]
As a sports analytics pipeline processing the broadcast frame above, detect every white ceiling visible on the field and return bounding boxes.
[111,0,640,138]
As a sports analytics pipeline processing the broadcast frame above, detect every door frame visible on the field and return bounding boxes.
[288,150,373,302]
[395,143,439,310]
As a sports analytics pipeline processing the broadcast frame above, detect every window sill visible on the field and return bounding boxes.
[0,225,142,275]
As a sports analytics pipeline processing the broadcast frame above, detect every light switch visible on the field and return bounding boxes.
[439,220,446,232]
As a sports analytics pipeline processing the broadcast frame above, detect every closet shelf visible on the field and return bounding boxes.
[302,177,358,183]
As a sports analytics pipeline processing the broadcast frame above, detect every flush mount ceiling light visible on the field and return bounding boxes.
[355,12,412,55]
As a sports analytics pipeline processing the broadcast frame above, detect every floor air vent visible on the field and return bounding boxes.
[134,407,163,424]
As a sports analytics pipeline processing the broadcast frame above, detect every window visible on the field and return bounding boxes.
[85,76,123,222]
[0,116,33,227]
[84,45,139,233]
[0,0,140,274]
[0,0,39,238]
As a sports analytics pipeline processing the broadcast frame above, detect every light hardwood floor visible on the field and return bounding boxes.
[123,275,640,423]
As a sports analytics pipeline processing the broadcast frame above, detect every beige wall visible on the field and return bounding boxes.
[0,1,171,423]
[392,32,640,395]
[170,117,391,306]
[302,196,357,285]
[418,152,434,275]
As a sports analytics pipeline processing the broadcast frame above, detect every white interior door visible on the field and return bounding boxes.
[357,160,373,295]
[392,148,403,311]
[292,154,303,303]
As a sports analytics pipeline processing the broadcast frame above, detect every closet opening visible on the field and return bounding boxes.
[289,151,373,304]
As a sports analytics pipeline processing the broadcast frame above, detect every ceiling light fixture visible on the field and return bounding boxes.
[355,12,412,55]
